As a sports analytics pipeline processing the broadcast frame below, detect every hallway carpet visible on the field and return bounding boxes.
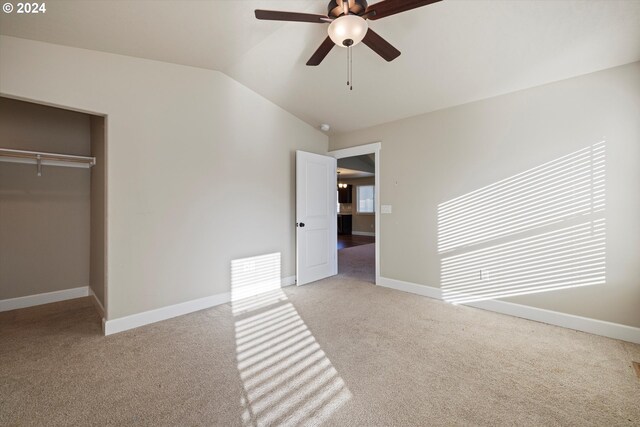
[1,276,639,426]
[338,243,375,283]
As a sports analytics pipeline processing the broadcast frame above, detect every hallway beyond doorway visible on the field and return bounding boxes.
[338,243,375,283]
[337,234,375,250]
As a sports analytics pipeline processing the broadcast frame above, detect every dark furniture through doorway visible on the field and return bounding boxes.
[337,214,352,235]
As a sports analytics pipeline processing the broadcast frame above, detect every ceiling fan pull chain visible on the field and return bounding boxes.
[349,45,353,91]
[347,45,350,86]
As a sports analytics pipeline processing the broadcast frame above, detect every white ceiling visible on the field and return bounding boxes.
[2,0,639,133]
[337,167,374,179]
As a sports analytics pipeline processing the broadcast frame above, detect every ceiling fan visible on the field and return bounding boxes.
[254,0,443,66]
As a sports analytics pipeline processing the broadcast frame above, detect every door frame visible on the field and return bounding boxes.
[328,142,381,285]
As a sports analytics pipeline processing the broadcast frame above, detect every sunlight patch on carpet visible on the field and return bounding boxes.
[231,253,352,426]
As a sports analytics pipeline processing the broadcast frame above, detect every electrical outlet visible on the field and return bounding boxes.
[381,205,392,214]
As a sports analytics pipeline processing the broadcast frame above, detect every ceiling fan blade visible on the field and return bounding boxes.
[361,10,378,20]
[362,29,401,61]
[255,9,329,24]
[365,0,442,20]
[306,37,336,66]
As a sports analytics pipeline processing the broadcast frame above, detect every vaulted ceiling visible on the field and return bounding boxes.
[2,0,639,133]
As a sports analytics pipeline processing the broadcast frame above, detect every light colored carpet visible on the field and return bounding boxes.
[1,275,639,426]
[338,243,375,283]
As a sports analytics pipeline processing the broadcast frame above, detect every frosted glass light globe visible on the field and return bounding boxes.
[328,15,368,47]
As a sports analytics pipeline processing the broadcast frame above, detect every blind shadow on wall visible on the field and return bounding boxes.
[438,141,606,304]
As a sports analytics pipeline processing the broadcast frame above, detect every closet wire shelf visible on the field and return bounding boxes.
[0,147,96,176]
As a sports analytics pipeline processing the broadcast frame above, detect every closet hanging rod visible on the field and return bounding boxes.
[0,147,96,169]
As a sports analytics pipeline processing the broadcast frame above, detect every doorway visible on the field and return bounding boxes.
[330,143,381,284]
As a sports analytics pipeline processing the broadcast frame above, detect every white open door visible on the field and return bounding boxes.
[296,151,337,286]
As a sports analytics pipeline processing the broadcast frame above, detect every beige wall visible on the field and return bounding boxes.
[90,116,106,310]
[0,97,91,299]
[340,177,375,234]
[330,62,640,328]
[0,36,328,320]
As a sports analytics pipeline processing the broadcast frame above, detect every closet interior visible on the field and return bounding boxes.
[0,97,107,323]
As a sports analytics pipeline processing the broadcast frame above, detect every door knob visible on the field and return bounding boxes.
[297,222,305,227]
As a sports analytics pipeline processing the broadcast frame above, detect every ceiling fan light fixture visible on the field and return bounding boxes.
[328,15,368,47]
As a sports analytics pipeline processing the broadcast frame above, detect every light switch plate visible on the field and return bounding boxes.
[381,205,392,214]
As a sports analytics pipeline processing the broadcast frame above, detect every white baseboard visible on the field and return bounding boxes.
[465,299,640,345]
[104,292,231,336]
[351,231,375,237]
[378,276,442,300]
[377,276,640,345]
[88,287,105,318]
[0,286,89,312]
[103,275,297,335]
[281,275,296,287]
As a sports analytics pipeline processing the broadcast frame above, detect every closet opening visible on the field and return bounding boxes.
[0,96,107,333]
